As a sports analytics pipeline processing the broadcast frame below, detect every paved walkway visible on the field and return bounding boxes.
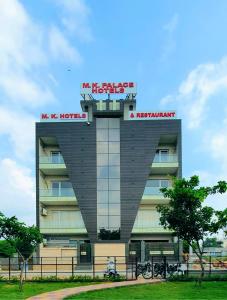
[27,278,163,300]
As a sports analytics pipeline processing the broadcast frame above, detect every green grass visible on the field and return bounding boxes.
[67,282,227,300]
[0,282,92,300]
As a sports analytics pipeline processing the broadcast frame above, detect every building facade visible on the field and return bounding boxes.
[36,93,182,262]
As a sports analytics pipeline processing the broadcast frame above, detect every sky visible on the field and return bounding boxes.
[0,0,227,226]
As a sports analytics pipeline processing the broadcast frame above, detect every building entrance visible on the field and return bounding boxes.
[78,241,92,264]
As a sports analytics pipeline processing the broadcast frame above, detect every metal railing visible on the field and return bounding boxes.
[0,256,137,281]
[0,255,227,281]
[40,188,75,197]
[39,155,65,164]
[144,187,163,195]
[153,154,178,163]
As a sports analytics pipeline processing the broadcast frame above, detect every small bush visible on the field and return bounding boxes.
[168,274,227,282]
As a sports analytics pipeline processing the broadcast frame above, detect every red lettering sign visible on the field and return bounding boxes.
[129,111,176,120]
[81,82,137,94]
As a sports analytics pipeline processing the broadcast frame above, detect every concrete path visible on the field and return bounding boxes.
[27,278,163,300]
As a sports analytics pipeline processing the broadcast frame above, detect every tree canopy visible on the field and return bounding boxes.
[157,175,227,279]
[0,212,43,290]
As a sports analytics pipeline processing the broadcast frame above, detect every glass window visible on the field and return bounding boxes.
[109,154,120,165]
[109,191,120,203]
[61,181,72,188]
[97,154,108,166]
[109,216,120,228]
[97,129,108,141]
[51,151,62,163]
[108,118,120,129]
[109,129,120,141]
[97,191,108,203]
[96,118,108,128]
[97,179,108,190]
[109,142,120,153]
[109,203,120,215]
[97,203,108,215]
[97,166,108,178]
[109,179,120,190]
[109,166,120,178]
[97,216,108,228]
[97,142,108,153]
[161,180,169,187]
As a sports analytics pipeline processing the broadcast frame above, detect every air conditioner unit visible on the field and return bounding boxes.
[41,208,48,216]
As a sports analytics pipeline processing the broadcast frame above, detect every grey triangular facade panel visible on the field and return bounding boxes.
[36,119,181,243]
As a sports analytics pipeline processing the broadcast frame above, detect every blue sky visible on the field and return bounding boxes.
[0,0,227,225]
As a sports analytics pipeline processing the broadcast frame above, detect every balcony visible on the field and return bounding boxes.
[39,155,67,175]
[132,226,172,234]
[151,154,178,174]
[39,188,77,205]
[141,180,170,204]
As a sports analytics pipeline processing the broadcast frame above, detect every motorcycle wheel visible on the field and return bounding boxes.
[142,270,152,279]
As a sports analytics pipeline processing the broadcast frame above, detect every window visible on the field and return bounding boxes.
[97,142,108,153]
[109,142,120,153]
[133,210,160,229]
[51,151,62,163]
[51,181,73,196]
[97,154,108,166]
[43,210,85,229]
[155,149,169,162]
[108,129,120,141]
[96,118,120,238]
[97,179,108,190]
[144,179,170,195]
[109,154,120,165]
[97,166,109,178]
[97,129,108,141]
[109,191,120,203]
[109,166,120,178]
[97,191,108,203]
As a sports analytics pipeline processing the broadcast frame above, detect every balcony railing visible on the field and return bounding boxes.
[39,155,65,164]
[144,187,164,195]
[40,188,75,197]
[153,154,178,163]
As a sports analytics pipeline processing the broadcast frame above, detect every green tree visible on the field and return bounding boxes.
[0,212,43,290]
[0,240,16,257]
[157,176,227,281]
[203,237,223,248]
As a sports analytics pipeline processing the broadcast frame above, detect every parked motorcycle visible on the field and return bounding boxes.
[136,261,152,279]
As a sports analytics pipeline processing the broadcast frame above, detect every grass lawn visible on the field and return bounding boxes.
[0,282,93,300]
[67,281,227,300]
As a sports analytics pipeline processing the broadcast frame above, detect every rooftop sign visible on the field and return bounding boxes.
[128,111,176,120]
[40,113,88,122]
[81,82,137,94]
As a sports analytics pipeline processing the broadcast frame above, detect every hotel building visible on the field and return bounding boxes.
[36,83,182,262]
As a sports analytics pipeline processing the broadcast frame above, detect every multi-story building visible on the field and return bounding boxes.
[36,82,182,262]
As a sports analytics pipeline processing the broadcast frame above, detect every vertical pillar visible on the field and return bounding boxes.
[141,240,145,262]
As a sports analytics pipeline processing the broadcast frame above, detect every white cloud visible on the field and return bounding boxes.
[161,13,178,61]
[0,0,91,224]
[0,106,36,161]
[49,26,83,64]
[191,170,227,211]
[0,158,35,225]
[55,0,93,42]
[161,56,227,129]
[163,13,179,34]
[0,0,56,108]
